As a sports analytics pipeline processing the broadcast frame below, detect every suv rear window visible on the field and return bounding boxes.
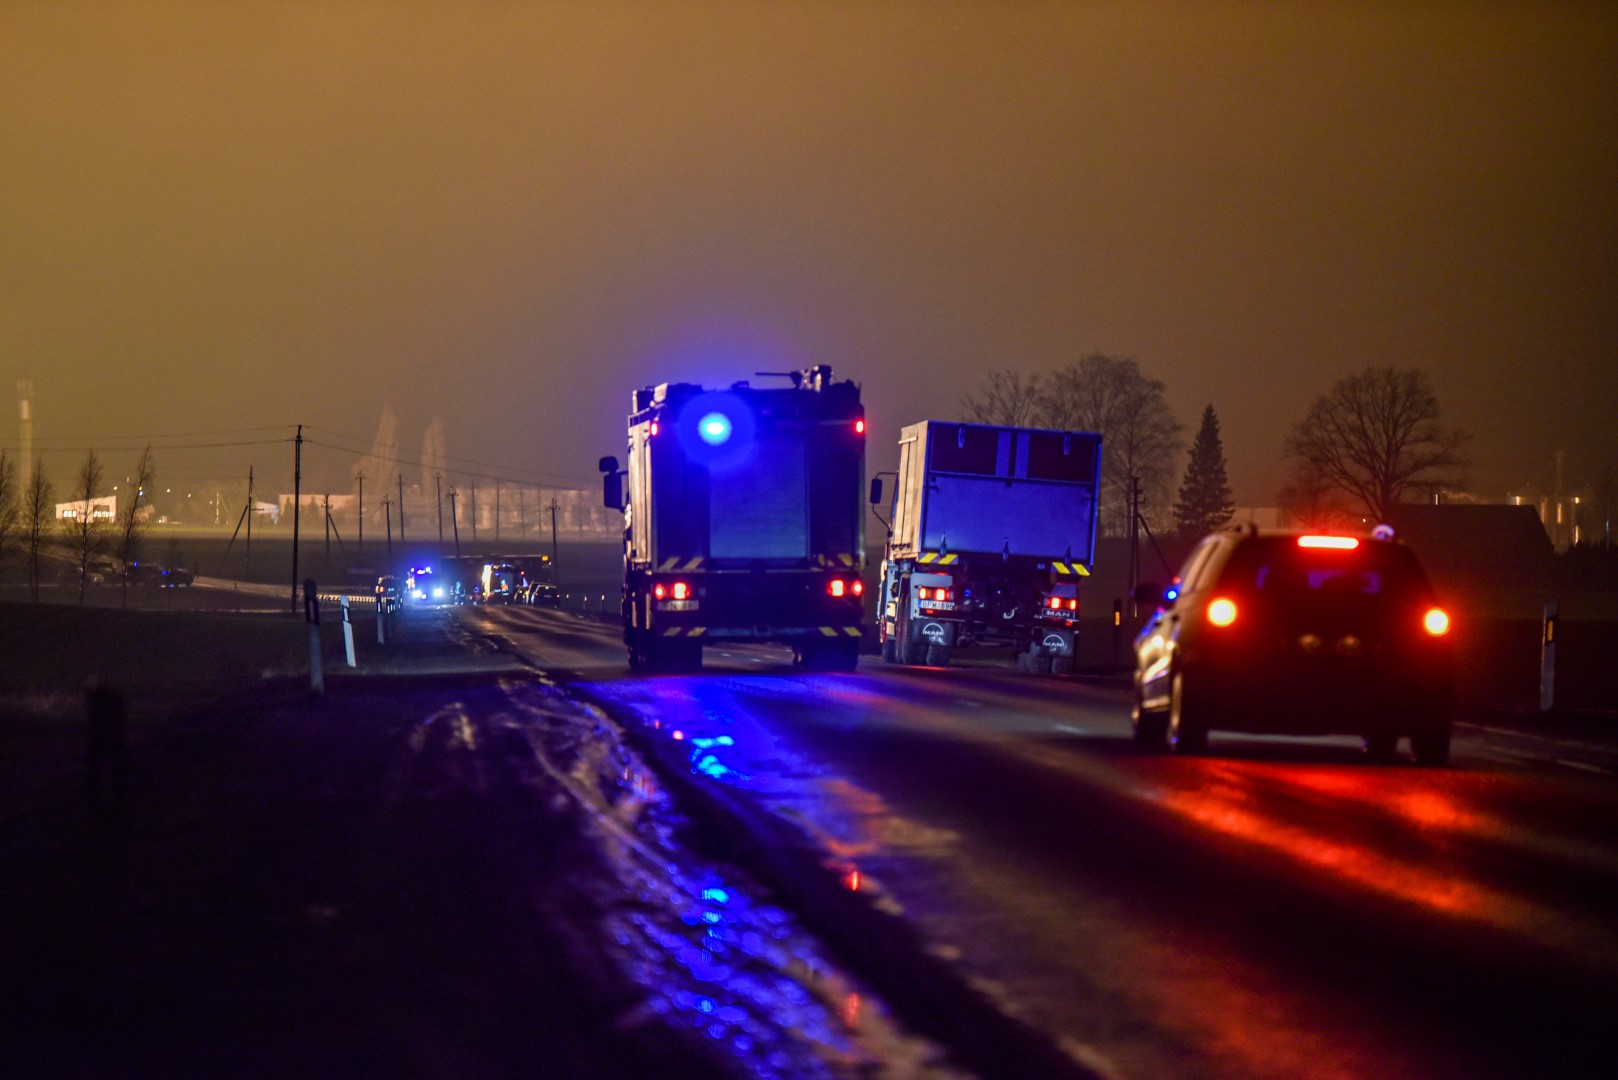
[1221,538,1432,604]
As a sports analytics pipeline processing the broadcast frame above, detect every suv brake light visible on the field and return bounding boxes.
[1207,597,1238,627]
[1298,535,1359,550]
[1422,607,1450,636]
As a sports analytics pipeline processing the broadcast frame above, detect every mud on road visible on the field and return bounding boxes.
[3,666,963,1079]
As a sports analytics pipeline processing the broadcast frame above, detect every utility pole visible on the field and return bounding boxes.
[397,473,406,544]
[245,465,254,573]
[436,474,443,542]
[548,497,560,568]
[447,486,461,556]
[470,482,478,544]
[382,494,393,567]
[1127,475,1142,620]
[519,487,527,538]
[357,472,364,554]
[324,494,332,563]
[494,481,500,544]
[291,425,303,613]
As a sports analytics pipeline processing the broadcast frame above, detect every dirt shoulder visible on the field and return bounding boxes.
[0,606,697,1078]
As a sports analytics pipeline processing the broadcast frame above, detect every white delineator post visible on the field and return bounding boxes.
[341,594,357,668]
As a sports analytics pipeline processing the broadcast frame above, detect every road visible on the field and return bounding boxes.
[465,603,1618,1080]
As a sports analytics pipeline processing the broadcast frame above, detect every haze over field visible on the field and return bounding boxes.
[3,2,1614,505]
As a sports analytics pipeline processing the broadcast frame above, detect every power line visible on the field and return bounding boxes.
[300,433,594,489]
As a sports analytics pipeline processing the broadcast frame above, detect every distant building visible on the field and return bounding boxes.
[56,494,116,522]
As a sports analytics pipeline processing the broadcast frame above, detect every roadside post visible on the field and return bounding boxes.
[304,578,323,695]
[376,597,387,645]
[1540,599,1558,713]
[341,594,357,668]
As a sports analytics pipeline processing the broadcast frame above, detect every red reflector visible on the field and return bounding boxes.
[653,584,667,600]
[1298,535,1359,550]
[672,581,690,600]
[854,419,866,435]
[852,580,865,596]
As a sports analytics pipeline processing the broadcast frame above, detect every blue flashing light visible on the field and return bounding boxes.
[697,411,732,446]
[701,887,730,904]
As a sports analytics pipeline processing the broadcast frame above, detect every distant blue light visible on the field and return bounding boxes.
[701,887,730,904]
[698,411,732,446]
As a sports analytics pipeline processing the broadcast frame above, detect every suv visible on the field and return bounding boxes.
[1132,524,1454,765]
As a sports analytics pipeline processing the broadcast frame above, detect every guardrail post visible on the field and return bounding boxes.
[1539,599,1558,713]
[304,578,323,695]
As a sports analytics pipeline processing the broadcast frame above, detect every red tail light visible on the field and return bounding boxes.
[829,579,847,597]
[653,583,666,600]
[1047,596,1061,610]
[1207,597,1238,627]
[672,581,691,600]
[854,419,866,435]
[1298,535,1359,550]
[650,420,660,436]
[852,580,864,596]
[917,586,952,602]
[1423,607,1450,636]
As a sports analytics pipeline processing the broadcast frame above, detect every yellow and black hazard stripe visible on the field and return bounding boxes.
[660,626,708,637]
[1051,561,1091,577]
[656,556,706,572]
[814,553,859,568]
[917,552,959,565]
[818,626,865,637]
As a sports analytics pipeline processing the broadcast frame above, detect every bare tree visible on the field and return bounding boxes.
[115,445,157,607]
[24,463,52,602]
[1282,367,1468,524]
[961,369,1046,426]
[0,452,17,572]
[62,450,106,604]
[1040,353,1183,535]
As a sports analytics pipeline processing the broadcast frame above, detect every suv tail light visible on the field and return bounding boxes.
[1207,597,1238,627]
[1298,535,1359,550]
[1422,607,1450,636]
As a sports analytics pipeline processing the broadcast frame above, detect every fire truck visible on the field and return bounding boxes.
[872,421,1103,672]
[600,365,867,672]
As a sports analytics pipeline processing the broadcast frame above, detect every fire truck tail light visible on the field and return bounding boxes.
[672,581,691,600]
[918,586,951,602]
[1047,596,1062,610]
[1423,607,1450,636]
[854,419,866,435]
[650,420,660,436]
[828,579,847,597]
[653,584,666,600]
[1066,598,1078,611]
[852,579,864,596]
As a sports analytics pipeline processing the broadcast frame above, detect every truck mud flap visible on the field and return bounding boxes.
[1033,628,1075,657]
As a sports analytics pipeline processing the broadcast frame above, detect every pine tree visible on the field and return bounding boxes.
[1174,405,1236,537]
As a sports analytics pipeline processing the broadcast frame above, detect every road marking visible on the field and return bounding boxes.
[954,698,983,709]
[1556,759,1613,774]
[1052,723,1091,736]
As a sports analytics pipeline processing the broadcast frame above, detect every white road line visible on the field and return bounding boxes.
[1052,723,1091,736]
[1556,759,1613,774]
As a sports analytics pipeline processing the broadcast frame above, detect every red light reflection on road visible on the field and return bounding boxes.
[1159,781,1486,916]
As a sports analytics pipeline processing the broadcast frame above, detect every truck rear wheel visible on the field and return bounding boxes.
[924,644,951,667]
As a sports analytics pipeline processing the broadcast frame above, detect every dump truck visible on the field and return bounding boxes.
[873,420,1103,671]
[600,365,867,672]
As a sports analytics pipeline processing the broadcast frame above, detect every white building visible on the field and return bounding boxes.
[57,494,116,522]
